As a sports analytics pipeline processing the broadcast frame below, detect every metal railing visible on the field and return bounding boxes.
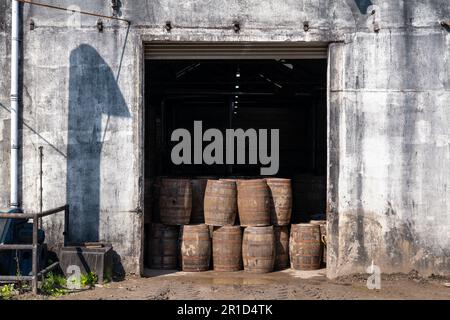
[0,204,69,294]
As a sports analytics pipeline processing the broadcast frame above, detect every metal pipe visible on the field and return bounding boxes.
[0,244,33,250]
[39,146,43,229]
[10,0,20,210]
[37,261,59,278]
[17,0,130,24]
[64,205,69,246]
[32,216,38,294]
[0,204,68,219]
[0,275,33,281]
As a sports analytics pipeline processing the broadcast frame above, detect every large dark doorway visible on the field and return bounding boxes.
[143,59,327,269]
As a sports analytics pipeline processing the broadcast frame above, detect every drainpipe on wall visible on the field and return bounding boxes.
[10,0,21,210]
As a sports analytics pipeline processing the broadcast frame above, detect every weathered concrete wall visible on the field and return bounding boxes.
[0,0,448,277]
[326,2,450,277]
[0,0,143,273]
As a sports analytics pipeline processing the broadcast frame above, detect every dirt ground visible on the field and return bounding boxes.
[19,268,450,300]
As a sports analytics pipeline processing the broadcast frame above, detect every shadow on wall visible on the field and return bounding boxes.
[67,44,130,243]
[352,0,373,14]
[342,0,374,28]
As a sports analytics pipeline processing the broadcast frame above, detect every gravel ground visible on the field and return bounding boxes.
[15,269,450,300]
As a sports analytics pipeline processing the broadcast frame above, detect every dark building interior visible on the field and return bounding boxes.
[144,59,328,267]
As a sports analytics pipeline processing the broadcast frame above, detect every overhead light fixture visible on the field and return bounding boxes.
[235,85,239,89]
[236,67,240,78]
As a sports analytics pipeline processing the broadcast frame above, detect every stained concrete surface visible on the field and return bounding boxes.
[0,1,449,278]
[17,270,450,300]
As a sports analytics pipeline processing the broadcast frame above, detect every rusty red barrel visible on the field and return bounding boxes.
[212,226,242,271]
[148,223,179,269]
[190,178,208,224]
[290,223,321,270]
[204,180,237,226]
[274,226,290,270]
[159,178,192,225]
[266,178,292,226]
[242,226,275,273]
[180,224,211,271]
[237,179,271,227]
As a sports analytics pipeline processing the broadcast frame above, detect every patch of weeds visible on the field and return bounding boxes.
[16,281,31,294]
[0,284,16,300]
[104,270,112,283]
[41,272,68,297]
[81,272,98,288]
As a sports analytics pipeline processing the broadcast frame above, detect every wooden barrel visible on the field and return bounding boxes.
[242,226,275,273]
[310,220,327,266]
[266,178,292,226]
[159,178,192,225]
[148,223,179,269]
[180,224,211,271]
[274,226,290,270]
[204,180,237,226]
[190,178,208,223]
[237,179,271,227]
[212,226,242,271]
[289,223,321,270]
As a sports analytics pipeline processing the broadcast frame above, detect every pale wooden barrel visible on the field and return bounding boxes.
[266,178,292,226]
[242,226,275,273]
[180,224,211,272]
[237,179,271,227]
[204,180,237,226]
[212,226,242,271]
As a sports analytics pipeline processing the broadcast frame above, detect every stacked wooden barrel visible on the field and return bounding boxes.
[146,175,326,273]
[159,178,192,225]
[266,178,292,226]
[180,224,211,271]
[289,223,322,270]
[148,223,179,269]
[212,226,242,271]
[242,226,275,273]
[237,179,271,226]
[204,180,237,226]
